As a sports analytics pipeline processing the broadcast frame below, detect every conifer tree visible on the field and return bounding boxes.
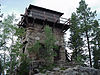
[68,12,85,63]
[69,0,97,67]
[92,20,100,69]
[0,14,21,74]
[76,0,96,67]
[0,3,4,75]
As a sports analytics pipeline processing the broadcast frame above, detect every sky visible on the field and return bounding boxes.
[0,0,100,54]
[1,0,100,19]
[1,0,100,40]
[1,0,100,45]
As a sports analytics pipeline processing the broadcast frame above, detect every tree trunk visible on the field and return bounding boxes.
[2,53,5,75]
[86,31,92,67]
[10,55,13,75]
[9,34,14,75]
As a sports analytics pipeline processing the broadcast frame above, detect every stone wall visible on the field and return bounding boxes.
[22,24,66,62]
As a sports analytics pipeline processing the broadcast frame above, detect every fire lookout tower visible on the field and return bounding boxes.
[18,4,70,64]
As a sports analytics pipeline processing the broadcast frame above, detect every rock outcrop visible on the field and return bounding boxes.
[34,66,100,75]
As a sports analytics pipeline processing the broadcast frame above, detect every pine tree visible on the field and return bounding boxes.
[76,0,96,67]
[0,3,4,75]
[0,14,21,75]
[68,12,85,64]
[92,20,100,69]
[1,14,15,75]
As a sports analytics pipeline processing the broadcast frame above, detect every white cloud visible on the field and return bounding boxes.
[86,0,100,7]
[85,0,100,19]
[31,0,100,18]
[32,0,80,18]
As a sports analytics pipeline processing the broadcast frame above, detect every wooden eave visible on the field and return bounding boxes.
[28,4,64,17]
[18,15,70,32]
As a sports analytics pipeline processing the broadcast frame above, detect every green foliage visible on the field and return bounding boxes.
[17,53,30,75]
[0,14,26,74]
[28,25,57,64]
[43,25,57,62]
[77,0,96,67]
[14,27,25,38]
[60,67,66,70]
[0,59,3,75]
[68,12,85,63]
[44,26,56,49]
[69,0,98,67]
[28,41,41,54]
[91,20,100,69]
[93,48,100,69]
[0,14,17,75]
[77,0,96,34]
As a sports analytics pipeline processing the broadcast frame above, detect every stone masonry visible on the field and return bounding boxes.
[22,23,66,63]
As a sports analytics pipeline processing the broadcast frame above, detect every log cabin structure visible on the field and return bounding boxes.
[18,4,70,68]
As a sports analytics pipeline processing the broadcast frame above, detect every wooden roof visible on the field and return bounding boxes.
[18,5,70,32]
[28,4,64,16]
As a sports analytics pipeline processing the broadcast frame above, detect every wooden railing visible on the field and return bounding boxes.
[24,8,70,25]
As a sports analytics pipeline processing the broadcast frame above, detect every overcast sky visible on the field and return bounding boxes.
[1,0,100,19]
[1,0,100,39]
[1,0,100,40]
[0,0,100,53]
